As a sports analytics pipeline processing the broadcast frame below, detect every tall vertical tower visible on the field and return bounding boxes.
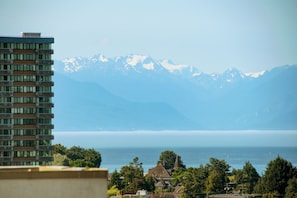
[0,33,54,166]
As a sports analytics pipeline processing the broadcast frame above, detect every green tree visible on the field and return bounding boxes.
[119,157,146,192]
[205,158,230,194]
[107,185,121,197]
[181,166,208,198]
[108,169,123,189]
[53,144,101,168]
[255,156,297,195]
[159,150,186,170]
[144,174,155,192]
[242,161,260,193]
[285,177,297,198]
[53,153,68,166]
[53,143,67,155]
[84,148,101,167]
[66,146,85,161]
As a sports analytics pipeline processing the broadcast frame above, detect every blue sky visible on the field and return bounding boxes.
[1,0,297,73]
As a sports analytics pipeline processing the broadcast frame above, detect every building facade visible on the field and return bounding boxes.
[0,33,54,166]
[0,166,108,198]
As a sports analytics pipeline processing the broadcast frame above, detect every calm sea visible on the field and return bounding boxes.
[98,147,297,175]
[53,130,297,175]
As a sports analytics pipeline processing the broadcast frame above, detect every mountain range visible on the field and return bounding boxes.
[53,54,297,130]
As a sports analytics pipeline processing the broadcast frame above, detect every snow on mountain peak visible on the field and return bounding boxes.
[91,54,109,63]
[160,59,188,72]
[244,70,266,78]
[62,57,83,72]
[126,55,148,67]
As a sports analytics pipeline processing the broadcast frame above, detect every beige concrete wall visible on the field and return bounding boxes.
[0,166,108,198]
[0,178,106,198]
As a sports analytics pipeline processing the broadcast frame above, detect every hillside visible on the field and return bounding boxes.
[53,54,297,130]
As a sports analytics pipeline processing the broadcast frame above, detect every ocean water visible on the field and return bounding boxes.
[53,130,297,175]
[98,147,297,175]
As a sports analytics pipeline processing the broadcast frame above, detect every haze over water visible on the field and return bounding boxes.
[53,130,297,148]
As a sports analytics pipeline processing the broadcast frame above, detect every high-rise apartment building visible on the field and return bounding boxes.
[0,33,54,166]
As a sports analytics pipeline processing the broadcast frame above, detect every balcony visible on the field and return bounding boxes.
[12,103,36,108]
[0,125,13,129]
[37,103,54,108]
[0,70,12,75]
[36,60,54,65]
[0,48,12,53]
[0,156,13,162]
[0,113,13,119]
[36,70,54,76]
[0,103,12,108]
[0,81,13,86]
[37,113,54,118]
[36,134,54,140]
[13,125,37,129]
[13,135,36,140]
[13,92,36,97]
[13,146,36,151]
[37,124,54,129]
[36,49,54,54]
[37,156,53,162]
[0,146,13,151]
[0,92,13,97]
[13,81,36,86]
[0,60,13,64]
[13,114,36,118]
[0,135,13,140]
[36,145,53,151]
[36,92,54,97]
[12,60,36,65]
[13,157,36,162]
[12,70,35,75]
[12,49,36,54]
[36,81,54,86]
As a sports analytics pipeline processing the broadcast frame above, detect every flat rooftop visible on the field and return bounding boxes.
[0,166,108,179]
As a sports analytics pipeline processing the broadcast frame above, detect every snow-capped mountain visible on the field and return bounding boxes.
[53,53,297,130]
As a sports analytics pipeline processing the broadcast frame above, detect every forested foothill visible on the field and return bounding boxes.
[53,145,297,197]
[107,151,297,198]
[53,144,101,168]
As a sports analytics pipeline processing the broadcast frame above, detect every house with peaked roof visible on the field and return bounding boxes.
[147,162,173,191]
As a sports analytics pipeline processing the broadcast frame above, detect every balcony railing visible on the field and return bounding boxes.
[13,146,36,151]
[36,60,54,65]
[37,156,53,162]
[0,135,13,140]
[37,113,54,118]
[36,145,53,151]
[0,125,13,129]
[37,124,54,129]
[0,156,13,162]
[13,125,37,129]
[0,70,12,75]
[13,157,36,162]
[0,113,13,118]
[36,81,54,86]
[36,70,54,76]
[0,92,13,97]
[36,92,54,97]
[0,103,12,108]
[0,81,13,86]
[36,134,54,140]
[0,146,13,151]
[13,135,36,140]
[37,103,54,108]
[36,49,54,54]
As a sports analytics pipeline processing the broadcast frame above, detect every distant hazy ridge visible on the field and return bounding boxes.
[53,54,297,130]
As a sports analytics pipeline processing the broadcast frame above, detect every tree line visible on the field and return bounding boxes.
[53,144,297,198]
